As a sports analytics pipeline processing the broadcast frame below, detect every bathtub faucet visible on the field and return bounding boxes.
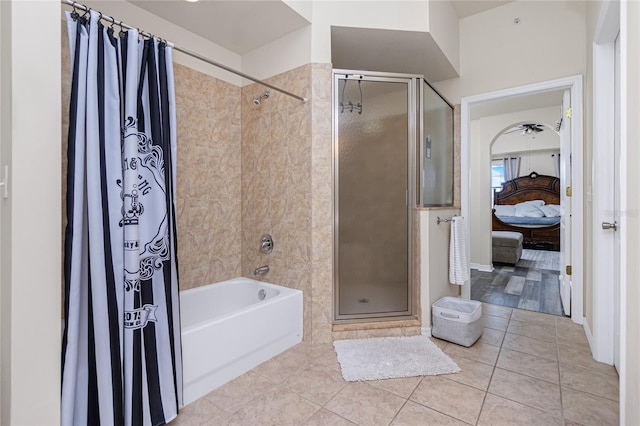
[254,265,270,275]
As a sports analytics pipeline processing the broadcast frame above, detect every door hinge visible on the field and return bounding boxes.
[566,265,572,276]
[565,107,572,118]
[566,186,572,197]
[0,165,7,199]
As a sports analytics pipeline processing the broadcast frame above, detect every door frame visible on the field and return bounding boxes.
[332,70,418,321]
[591,0,620,366]
[460,75,584,324]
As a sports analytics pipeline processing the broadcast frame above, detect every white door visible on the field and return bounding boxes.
[612,32,621,371]
[559,89,572,317]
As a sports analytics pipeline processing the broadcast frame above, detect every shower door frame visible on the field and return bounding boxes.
[332,70,419,322]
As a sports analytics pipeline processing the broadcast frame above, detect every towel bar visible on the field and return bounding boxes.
[437,216,453,225]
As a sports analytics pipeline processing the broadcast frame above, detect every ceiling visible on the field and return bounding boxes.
[127,1,515,56]
[128,0,310,54]
[331,26,459,84]
[450,0,515,19]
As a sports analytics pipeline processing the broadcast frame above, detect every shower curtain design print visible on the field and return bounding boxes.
[61,11,182,426]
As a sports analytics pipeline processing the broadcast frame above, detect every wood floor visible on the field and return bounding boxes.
[471,249,565,316]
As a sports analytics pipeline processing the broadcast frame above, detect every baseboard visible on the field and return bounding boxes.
[470,263,494,272]
[421,327,431,336]
[582,316,594,354]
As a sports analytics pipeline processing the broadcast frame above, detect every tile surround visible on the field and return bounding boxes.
[240,64,342,342]
[174,63,243,290]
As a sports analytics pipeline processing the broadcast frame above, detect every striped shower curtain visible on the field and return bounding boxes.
[61,11,182,425]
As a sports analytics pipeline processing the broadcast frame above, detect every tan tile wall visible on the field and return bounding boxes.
[174,64,243,290]
[240,65,315,339]
[310,64,334,343]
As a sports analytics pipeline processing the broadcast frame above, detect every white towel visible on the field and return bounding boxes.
[449,216,469,285]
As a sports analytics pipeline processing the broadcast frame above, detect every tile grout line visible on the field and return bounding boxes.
[404,380,477,426]
[474,308,512,425]
[555,317,566,424]
[386,390,412,426]
[480,309,565,422]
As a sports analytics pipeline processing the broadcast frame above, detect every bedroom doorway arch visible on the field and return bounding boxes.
[461,75,584,324]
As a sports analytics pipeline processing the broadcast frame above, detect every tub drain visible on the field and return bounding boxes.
[258,289,267,300]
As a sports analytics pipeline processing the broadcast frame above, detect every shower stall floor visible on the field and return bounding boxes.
[339,282,409,316]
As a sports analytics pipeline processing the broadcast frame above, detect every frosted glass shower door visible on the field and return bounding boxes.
[334,75,412,319]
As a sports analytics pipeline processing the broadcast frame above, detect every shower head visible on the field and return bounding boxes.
[254,91,270,106]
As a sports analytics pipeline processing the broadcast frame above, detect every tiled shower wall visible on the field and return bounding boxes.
[173,64,243,289]
[239,64,335,343]
[240,64,333,342]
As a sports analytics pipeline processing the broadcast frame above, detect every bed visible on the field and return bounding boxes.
[492,172,561,251]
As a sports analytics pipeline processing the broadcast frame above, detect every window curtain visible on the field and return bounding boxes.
[503,157,521,181]
[552,153,561,177]
[61,11,182,425]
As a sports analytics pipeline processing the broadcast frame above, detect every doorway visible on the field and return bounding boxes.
[592,0,621,369]
[470,110,566,316]
[460,76,584,324]
[333,72,416,320]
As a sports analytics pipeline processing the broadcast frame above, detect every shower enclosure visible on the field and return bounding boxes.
[334,71,453,321]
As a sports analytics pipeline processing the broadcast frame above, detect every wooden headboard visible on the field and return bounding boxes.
[494,172,560,206]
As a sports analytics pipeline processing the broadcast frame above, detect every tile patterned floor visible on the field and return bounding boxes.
[173,305,619,425]
[471,250,564,316]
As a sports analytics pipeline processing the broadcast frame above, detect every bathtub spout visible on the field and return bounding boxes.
[254,265,270,275]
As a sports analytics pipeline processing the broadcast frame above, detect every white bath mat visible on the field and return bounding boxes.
[333,335,460,382]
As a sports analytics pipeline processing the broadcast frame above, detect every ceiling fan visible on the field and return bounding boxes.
[504,123,545,135]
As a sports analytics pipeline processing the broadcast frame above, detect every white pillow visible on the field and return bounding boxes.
[515,202,545,218]
[493,205,516,216]
[518,199,546,207]
[539,204,561,217]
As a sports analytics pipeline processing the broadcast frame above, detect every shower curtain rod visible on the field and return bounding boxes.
[60,0,309,103]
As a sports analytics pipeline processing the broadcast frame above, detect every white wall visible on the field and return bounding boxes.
[420,209,461,328]
[310,0,431,64]
[469,119,490,267]
[469,106,561,267]
[0,3,7,422]
[621,1,640,423]
[1,1,61,424]
[428,0,460,73]
[432,0,586,270]
[78,0,243,85]
[241,25,312,82]
[74,2,458,89]
[493,150,559,179]
[434,0,587,104]
[584,0,605,334]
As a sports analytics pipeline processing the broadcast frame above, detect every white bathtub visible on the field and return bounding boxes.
[180,277,303,405]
